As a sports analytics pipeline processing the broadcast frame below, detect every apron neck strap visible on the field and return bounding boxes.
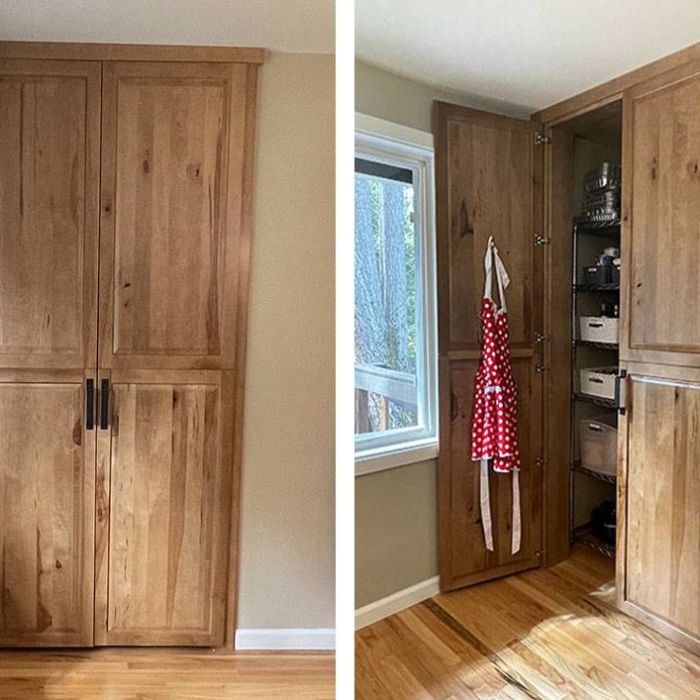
[483,236,510,312]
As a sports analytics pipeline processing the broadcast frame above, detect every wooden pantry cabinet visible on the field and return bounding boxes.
[0,43,263,648]
[435,42,700,655]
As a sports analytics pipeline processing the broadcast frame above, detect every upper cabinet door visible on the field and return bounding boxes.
[434,103,543,356]
[0,60,100,369]
[99,62,253,370]
[622,60,700,368]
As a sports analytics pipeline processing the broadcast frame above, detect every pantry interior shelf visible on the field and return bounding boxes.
[573,219,621,237]
[573,392,618,409]
[574,340,619,350]
[573,529,616,559]
[572,460,617,485]
[573,283,620,293]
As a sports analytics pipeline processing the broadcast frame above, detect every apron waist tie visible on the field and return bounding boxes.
[479,461,521,555]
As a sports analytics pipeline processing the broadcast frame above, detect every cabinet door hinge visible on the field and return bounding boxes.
[534,332,550,343]
[535,363,548,373]
[535,457,546,467]
[534,234,551,246]
[534,132,551,145]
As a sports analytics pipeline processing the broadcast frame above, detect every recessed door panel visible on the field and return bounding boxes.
[100,62,249,370]
[95,372,233,646]
[623,375,700,642]
[435,104,540,353]
[0,377,95,646]
[624,68,700,363]
[441,357,542,587]
[0,60,100,369]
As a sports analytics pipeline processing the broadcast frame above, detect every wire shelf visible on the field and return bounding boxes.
[575,340,619,350]
[574,531,616,559]
[572,461,617,485]
[573,220,622,237]
[574,283,620,293]
[573,392,618,409]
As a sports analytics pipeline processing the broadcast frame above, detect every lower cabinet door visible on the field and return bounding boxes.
[0,374,95,647]
[619,371,700,653]
[94,371,234,646]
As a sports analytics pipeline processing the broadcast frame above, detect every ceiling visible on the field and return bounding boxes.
[356,0,700,112]
[0,0,334,53]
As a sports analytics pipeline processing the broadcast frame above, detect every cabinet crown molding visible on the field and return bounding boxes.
[0,40,266,64]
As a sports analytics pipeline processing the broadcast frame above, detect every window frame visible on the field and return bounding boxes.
[354,114,438,476]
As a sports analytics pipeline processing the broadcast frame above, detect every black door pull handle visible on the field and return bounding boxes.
[86,379,95,430]
[100,379,110,430]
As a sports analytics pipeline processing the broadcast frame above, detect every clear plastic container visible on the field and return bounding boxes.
[579,416,617,476]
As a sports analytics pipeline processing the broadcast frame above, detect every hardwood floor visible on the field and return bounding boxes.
[0,649,334,699]
[356,546,700,699]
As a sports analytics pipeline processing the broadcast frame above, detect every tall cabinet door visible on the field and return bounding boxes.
[433,103,544,591]
[94,370,234,646]
[0,60,100,646]
[95,62,255,646]
[618,60,700,654]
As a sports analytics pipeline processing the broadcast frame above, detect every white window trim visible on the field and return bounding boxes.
[355,113,438,477]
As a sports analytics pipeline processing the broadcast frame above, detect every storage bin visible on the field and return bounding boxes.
[579,316,619,344]
[582,264,620,288]
[579,366,617,400]
[579,417,617,477]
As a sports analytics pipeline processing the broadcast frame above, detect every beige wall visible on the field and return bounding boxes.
[355,60,524,608]
[237,52,335,629]
[355,60,529,132]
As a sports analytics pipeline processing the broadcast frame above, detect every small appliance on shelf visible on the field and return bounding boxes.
[582,245,620,288]
[591,500,617,545]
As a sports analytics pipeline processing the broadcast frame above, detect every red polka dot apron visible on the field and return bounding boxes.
[471,237,522,555]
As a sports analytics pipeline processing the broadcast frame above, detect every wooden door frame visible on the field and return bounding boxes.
[0,44,261,651]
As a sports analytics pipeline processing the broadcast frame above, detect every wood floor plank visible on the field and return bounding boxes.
[0,649,334,699]
[356,546,700,699]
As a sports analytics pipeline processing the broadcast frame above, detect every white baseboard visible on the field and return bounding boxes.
[235,628,335,650]
[355,576,440,630]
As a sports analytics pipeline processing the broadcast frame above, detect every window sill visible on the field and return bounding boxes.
[355,439,439,477]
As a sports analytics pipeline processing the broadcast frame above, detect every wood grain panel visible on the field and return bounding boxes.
[0,377,95,646]
[99,62,251,370]
[434,102,540,353]
[0,60,100,369]
[621,373,700,651]
[439,356,542,590]
[625,68,700,362]
[95,372,231,646]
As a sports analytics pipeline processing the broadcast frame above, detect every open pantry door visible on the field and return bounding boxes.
[433,102,545,591]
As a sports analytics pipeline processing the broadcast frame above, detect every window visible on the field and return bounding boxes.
[355,115,437,474]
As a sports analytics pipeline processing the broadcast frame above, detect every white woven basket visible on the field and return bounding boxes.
[579,366,617,400]
[579,316,619,344]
